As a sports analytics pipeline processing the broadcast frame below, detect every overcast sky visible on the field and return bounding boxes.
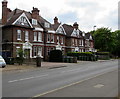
[0,0,119,32]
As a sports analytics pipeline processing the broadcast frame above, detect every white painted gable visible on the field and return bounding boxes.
[89,35,93,40]
[71,29,80,37]
[56,24,66,35]
[12,13,33,28]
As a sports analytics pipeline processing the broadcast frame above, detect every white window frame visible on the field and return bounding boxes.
[61,37,64,44]
[75,39,77,46]
[38,32,42,42]
[17,30,21,40]
[44,22,50,28]
[32,19,37,25]
[51,34,54,43]
[33,46,37,57]
[38,46,43,57]
[72,39,74,45]
[34,32,37,41]
[47,34,50,42]
[57,36,59,44]
[82,40,84,46]
[16,46,20,57]
[25,31,29,41]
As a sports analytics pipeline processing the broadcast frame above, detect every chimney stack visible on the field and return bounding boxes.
[73,22,79,30]
[2,0,8,25]
[31,7,40,19]
[54,17,59,24]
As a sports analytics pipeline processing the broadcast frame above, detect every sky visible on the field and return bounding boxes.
[0,0,119,32]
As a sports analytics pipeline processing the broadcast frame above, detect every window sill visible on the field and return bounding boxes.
[38,41,43,42]
[17,39,22,41]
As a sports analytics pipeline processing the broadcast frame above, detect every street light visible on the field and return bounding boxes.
[93,25,96,31]
[93,25,97,52]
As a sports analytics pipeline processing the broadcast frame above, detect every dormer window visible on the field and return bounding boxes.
[32,19,37,25]
[44,22,50,28]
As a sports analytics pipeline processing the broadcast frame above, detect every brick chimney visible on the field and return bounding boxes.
[54,17,59,24]
[73,22,79,30]
[31,7,40,19]
[2,0,8,25]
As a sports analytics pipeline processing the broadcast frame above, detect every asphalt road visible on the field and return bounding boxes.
[2,60,118,98]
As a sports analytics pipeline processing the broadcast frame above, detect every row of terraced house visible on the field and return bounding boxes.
[0,0,94,61]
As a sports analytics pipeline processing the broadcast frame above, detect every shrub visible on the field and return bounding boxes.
[16,48,24,65]
[67,52,97,61]
[49,50,63,62]
[96,52,110,55]
[96,52,110,60]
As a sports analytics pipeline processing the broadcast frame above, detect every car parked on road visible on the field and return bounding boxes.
[0,55,6,68]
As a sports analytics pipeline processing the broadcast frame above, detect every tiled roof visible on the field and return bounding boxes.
[52,23,61,31]
[85,33,93,39]
[62,24,83,38]
[6,12,23,26]
[3,8,54,30]
[62,24,74,36]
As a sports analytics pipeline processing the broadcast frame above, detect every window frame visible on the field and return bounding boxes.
[34,32,37,41]
[38,32,42,42]
[25,31,29,41]
[17,30,22,40]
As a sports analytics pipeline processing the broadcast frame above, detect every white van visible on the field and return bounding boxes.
[0,55,6,68]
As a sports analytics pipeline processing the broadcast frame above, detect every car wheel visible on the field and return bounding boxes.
[2,66,5,68]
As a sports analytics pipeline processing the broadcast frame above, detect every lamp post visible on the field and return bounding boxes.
[93,25,96,52]
[93,25,96,31]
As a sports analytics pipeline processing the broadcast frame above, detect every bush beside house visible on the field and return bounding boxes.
[96,52,110,60]
[67,52,98,61]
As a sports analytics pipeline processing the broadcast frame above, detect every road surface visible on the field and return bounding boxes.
[2,60,118,98]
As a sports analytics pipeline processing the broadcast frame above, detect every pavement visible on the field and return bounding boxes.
[1,62,74,72]
[1,59,116,72]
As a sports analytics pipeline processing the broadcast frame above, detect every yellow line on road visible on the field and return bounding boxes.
[31,69,117,98]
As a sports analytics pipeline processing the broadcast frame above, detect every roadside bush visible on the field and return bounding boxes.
[49,50,63,62]
[16,48,24,65]
[67,52,97,61]
[96,52,110,55]
[96,52,110,60]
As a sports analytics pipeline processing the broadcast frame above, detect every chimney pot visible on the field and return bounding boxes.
[54,16,59,24]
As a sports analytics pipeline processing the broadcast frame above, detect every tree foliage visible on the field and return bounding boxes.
[16,48,24,65]
[90,27,120,57]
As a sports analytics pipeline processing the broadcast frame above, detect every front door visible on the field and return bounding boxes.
[24,49,30,59]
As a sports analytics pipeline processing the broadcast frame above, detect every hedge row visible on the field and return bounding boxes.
[96,52,110,55]
[67,52,97,61]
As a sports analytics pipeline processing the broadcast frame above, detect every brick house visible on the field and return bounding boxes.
[1,0,58,60]
[84,33,94,52]
[62,22,84,53]
[1,0,94,61]
[52,17,66,55]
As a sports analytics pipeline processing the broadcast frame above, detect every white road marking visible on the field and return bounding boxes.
[32,69,117,98]
[8,74,48,83]
[94,84,104,88]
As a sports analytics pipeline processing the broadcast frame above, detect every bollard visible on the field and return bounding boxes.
[36,56,41,67]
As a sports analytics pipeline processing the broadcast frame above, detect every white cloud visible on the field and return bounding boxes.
[0,0,119,32]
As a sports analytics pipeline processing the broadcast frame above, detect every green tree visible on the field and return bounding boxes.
[112,30,120,57]
[16,48,24,65]
[92,27,114,52]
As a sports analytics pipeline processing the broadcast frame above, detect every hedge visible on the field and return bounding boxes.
[96,52,110,55]
[67,52,97,61]
[96,52,110,60]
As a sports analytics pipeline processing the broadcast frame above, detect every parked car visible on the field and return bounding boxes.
[0,55,6,68]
